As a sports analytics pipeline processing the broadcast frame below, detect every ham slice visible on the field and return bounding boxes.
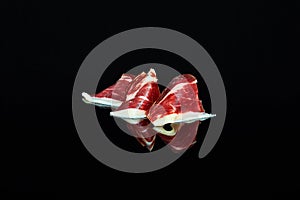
[147,74,215,126]
[82,73,135,108]
[126,119,156,151]
[110,69,160,119]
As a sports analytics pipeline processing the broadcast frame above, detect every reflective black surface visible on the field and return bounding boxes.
[2,0,299,196]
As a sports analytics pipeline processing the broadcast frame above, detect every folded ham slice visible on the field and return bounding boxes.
[147,74,215,126]
[110,69,160,119]
[82,73,135,108]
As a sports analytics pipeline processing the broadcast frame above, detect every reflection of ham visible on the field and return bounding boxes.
[110,69,160,119]
[82,73,135,108]
[147,74,215,126]
[126,120,201,152]
[126,119,156,151]
[157,121,200,152]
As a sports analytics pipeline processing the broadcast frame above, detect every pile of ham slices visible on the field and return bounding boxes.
[82,68,215,151]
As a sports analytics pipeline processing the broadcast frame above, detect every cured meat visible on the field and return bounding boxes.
[126,119,156,151]
[82,73,135,108]
[147,74,215,126]
[110,69,160,119]
[157,121,200,152]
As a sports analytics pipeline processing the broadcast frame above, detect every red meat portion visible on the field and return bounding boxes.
[110,69,160,119]
[147,74,215,126]
[95,73,135,101]
[82,73,135,107]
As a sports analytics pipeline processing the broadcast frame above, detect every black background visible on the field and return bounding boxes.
[2,0,299,197]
